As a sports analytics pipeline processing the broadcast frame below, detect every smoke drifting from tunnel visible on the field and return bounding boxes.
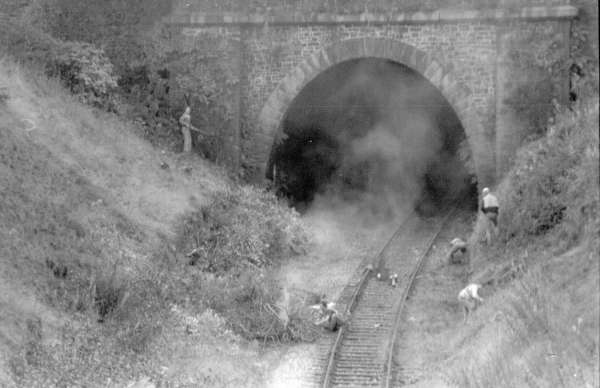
[271,58,473,222]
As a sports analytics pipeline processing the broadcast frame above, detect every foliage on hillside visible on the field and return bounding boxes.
[498,101,599,247]
[49,0,174,72]
[4,0,597,176]
[178,185,312,273]
[50,41,120,108]
[0,52,318,387]
[1,4,235,161]
[458,98,599,387]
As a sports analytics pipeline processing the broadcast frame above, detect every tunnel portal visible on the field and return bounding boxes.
[268,58,477,216]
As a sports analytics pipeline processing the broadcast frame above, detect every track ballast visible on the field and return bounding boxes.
[302,208,454,388]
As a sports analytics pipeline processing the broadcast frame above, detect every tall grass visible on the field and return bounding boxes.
[1,54,317,386]
[497,100,599,248]
[454,99,599,387]
[177,185,312,272]
[451,264,599,388]
[176,185,318,342]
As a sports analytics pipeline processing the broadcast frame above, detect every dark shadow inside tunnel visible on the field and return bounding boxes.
[267,58,477,219]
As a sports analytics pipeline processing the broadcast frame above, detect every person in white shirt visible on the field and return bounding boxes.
[458,284,484,322]
[481,187,499,244]
[447,237,468,264]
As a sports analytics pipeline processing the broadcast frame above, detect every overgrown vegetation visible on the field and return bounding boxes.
[1,0,597,386]
[178,186,311,272]
[498,102,599,245]
[1,1,237,162]
[174,186,318,342]
[199,270,321,343]
[1,52,318,386]
[49,41,120,109]
[458,98,599,387]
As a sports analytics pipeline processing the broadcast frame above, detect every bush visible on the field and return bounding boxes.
[495,100,599,245]
[49,41,119,110]
[171,185,317,342]
[178,185,312,273]
[201,270,320,343]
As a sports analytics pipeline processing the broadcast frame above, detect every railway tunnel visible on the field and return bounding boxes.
[267,58,477,217]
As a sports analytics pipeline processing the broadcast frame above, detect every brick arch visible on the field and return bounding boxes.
[256,37,495,188]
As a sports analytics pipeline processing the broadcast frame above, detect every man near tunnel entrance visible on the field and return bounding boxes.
[481,187,499,244]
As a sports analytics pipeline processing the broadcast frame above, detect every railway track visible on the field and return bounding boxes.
[302,207,455,388]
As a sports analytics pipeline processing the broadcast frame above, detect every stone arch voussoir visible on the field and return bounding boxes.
[256,37,492,186]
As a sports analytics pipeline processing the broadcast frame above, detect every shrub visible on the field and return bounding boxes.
[201,270,320,343]
[495,100,599,245]
[135,25,241,159]
[178,185,312,273]
[49,41,119,110]
[172,186,316,342]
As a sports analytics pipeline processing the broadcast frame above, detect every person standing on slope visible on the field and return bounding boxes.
[481,187,499,244]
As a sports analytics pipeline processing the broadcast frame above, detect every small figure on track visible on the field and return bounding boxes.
[481,187,499,244]
[458,283,484,323]
[389,273,398,287]
[447,237,468,264]
[311,301,345,332]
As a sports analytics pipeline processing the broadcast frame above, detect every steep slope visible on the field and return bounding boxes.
[0,58,228,384]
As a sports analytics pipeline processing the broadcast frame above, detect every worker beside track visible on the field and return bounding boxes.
[447,237,468,264]
[458,284,484,323]
[481,187,499,244]
[312,301,345,332]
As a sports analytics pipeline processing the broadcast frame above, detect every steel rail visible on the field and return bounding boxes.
[321,213,411,388]
[381,204,458,388]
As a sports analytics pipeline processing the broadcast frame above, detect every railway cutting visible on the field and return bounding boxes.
[302,207,455,388]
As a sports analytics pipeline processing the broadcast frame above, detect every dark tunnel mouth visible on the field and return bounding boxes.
[267,57,478,216]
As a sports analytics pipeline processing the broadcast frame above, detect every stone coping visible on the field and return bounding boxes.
[163,5,577,26]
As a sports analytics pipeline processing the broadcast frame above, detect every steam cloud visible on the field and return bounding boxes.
[271,57,470,224]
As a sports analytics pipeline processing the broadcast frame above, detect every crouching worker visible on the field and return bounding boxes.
[458,284,484,323]
[311,301,345,332]
[447,238,468,264]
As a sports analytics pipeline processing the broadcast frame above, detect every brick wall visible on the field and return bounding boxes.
[5,0,576,185]
[174,0,569,14]
[240,21,497,117]
[235,22,499,175]
[174,4,575,184]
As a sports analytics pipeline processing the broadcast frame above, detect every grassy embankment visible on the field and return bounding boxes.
[445,99,599,387]
[394,98,598,388]
[0,54,315,387]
